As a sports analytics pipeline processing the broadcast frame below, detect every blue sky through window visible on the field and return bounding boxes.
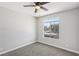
[44,18,60,27]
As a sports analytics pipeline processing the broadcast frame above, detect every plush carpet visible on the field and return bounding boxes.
[1,42,79,56]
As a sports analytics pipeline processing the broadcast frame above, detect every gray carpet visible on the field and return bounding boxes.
[1,42,79,56]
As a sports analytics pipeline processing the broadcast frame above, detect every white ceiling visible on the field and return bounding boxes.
[0,2,79,17]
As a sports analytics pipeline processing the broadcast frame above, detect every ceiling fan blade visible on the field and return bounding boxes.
[34,2,49,5]
[40,6,48,11]
[39,2,49,5]
[24,5,35,7]
[35,9,38,13]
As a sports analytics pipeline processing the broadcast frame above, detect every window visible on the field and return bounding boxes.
[43,18,60,39]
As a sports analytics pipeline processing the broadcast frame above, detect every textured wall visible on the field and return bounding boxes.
[37,8,79,52]
[0,6,36,52]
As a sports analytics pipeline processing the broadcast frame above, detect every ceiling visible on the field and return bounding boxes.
[0,2,79,17]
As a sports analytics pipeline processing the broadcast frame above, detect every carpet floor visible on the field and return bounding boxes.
[1,42,79,56]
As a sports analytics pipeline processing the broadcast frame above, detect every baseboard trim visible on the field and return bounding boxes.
[0,41,36,55]
[38,41,79,55]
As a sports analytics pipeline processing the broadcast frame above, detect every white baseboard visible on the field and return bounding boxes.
[38,41,79,55]
[0,41,36,55]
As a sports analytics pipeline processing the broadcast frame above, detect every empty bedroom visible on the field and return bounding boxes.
[0,2,79,56]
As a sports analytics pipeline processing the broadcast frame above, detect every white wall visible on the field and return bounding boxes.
[77,8,79,52]
[37,8,79,53]
[0,6,36,52]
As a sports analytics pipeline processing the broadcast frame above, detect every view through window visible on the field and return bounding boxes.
[43,18,60,39]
